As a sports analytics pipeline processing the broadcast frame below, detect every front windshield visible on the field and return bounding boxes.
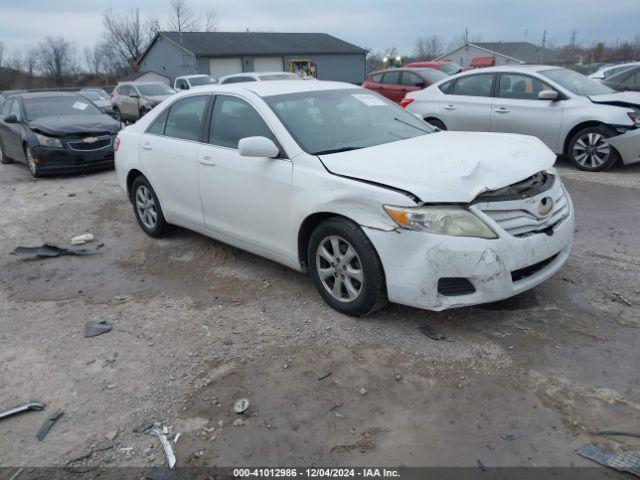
[137,84,174,96]
[24,96,103,120]
[189,76,215,86]
[264,88,435,155]
[542,68,614,96]
[439,63,462,75]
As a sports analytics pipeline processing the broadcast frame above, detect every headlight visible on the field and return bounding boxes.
[383,205,497,239]
[627,111,640,124]
[35,133,62,148]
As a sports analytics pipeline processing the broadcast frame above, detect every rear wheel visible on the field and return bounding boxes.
[308,217,387,316]
[426,118,447,130]
[131,176,172,237]
[0,140,13,164]
[568,125,620,171]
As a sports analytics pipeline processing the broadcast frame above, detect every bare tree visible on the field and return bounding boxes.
[83,45,102,75]
[102,9,149,68]
[167,0,200,32]
[204,9,219,32]
[38,36,75,86]
[24,46,39,77]
[0,41,5,69]
[414,35,444,60]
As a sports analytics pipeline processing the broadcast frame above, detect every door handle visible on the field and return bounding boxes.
[494,107,510,113]
[142,143,152,150]
[443,104,457,110]
[199,155,216,166]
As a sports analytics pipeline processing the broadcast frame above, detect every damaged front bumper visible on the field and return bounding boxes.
[363,179,575,311]
[606,127,640,165]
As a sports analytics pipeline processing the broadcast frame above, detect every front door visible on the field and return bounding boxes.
[138,95,210,225]
[197,94,293,258]
[491,73,565,151]
[439,73,495,131]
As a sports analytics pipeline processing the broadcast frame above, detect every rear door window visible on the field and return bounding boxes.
[382,71,401,85]
[451,74,494,97]
[163,95,209,142]
[438,80,454,94]
[370,73,383,83]
[209,95,275,149]
[401,72,422,87]
[147,109,169,135]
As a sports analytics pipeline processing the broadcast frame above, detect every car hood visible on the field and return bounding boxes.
[28,115,121,136]
[588,91,640,108]
[319,131,556,203]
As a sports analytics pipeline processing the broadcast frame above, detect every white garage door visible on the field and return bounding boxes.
[253,56,284,72]
[209,57,243,79]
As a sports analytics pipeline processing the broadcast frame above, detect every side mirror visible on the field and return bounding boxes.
[238,136,279,158]
[4,114,18,123]
[538,90,559,101]
[130,92,139,98]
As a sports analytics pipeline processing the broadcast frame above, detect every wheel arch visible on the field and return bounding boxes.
[126,169,145,201]
[563,121,610,155]
[423,116,447,128]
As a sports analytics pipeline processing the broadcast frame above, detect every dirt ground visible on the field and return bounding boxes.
[0,159,639,472]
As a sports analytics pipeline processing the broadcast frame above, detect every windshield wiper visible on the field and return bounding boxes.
[313,146,363,155]
[393,117,431,133]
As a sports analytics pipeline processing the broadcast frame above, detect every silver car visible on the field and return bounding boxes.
[405,65,640,171]
[111,82,175,123]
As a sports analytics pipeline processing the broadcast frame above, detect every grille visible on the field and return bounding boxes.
[511,254,558,282]
[438,277,476,296]
[479,183,570,238]
[66,135,113,151]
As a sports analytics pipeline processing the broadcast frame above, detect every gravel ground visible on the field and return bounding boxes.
[0,159,639,471]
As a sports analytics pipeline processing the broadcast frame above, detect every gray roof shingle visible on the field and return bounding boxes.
[158,31,367,57]
[473,42,559,63]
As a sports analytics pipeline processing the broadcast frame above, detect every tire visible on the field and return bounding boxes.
[113,107,123,124]
[307,217,388,317]
[131,176,172,237]
[567,125,620,172]
[25,145,40,177]
[426,118,447,130]
[0,139,13,164]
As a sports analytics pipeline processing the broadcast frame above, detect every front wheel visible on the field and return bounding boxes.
[308,217,387,316]
[25,145,40,177]
[568,126,620,171]
[131,176,172,237]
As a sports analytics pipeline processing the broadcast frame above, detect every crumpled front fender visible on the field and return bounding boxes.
[606,128,640,165]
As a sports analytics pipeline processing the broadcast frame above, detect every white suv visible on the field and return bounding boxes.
[404,66,640,171]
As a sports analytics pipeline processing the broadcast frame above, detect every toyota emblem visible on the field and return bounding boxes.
[538,196,554,216]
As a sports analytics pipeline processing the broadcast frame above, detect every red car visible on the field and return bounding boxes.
[362,67,448,104]
[403,60,463,75]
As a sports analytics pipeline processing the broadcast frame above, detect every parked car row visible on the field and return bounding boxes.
[397,65,640,171]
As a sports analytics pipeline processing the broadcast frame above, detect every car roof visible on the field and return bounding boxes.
[450,65,563,77]
[182,80,356,97]
[17,91,83,100]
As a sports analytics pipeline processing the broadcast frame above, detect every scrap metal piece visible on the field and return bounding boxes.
[152,427,176,469]
[10,244,91,259]
[0,401,45,420]
[36,410,64,441]
[318,372,332,381]
[84,321,113,338]
[578,443,640,477]
[133,420,154,433]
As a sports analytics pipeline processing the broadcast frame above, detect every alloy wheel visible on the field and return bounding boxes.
[316,235,364,303]
[572,132,611,169]
[135,185,158,229]
[26,147,37,175]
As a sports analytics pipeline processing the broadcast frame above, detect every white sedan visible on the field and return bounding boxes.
[115,81,574,315]
[403,66,640,171]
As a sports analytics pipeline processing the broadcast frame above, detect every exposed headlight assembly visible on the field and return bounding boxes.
[35,133,62,148]
[627,111,640,125]
[384,205,497,239]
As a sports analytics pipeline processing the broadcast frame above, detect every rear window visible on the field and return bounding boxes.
[258,73,300,81]
[221,76,253,84]
[451,74,494,97]
[370,73,383,83]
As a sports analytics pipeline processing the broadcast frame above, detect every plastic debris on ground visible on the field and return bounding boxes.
[0,401,45,420]
[84,321,113,338]
[10,244,92,259]
[233,398,250,414]
[71,233,95,245]
[578,443,640,477]
[152,426,176,469]
[318,372,332,381]
[417,324,446,340]
[36,410,64,441]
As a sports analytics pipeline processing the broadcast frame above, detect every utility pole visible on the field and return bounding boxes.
[538,30,547,63]
[525,29,528,43]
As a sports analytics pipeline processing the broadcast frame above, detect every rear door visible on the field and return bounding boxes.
[363,72,384,93]
[491,72,564,151]
[439,73,495,131]
[138,95,210,226]
[378,71,405,103]
[399,71,424,97]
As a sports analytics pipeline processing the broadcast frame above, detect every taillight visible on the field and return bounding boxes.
[114,136,121,152]
[400,97,415,109]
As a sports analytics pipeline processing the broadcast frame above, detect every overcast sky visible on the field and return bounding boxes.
[1,0,639,55]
